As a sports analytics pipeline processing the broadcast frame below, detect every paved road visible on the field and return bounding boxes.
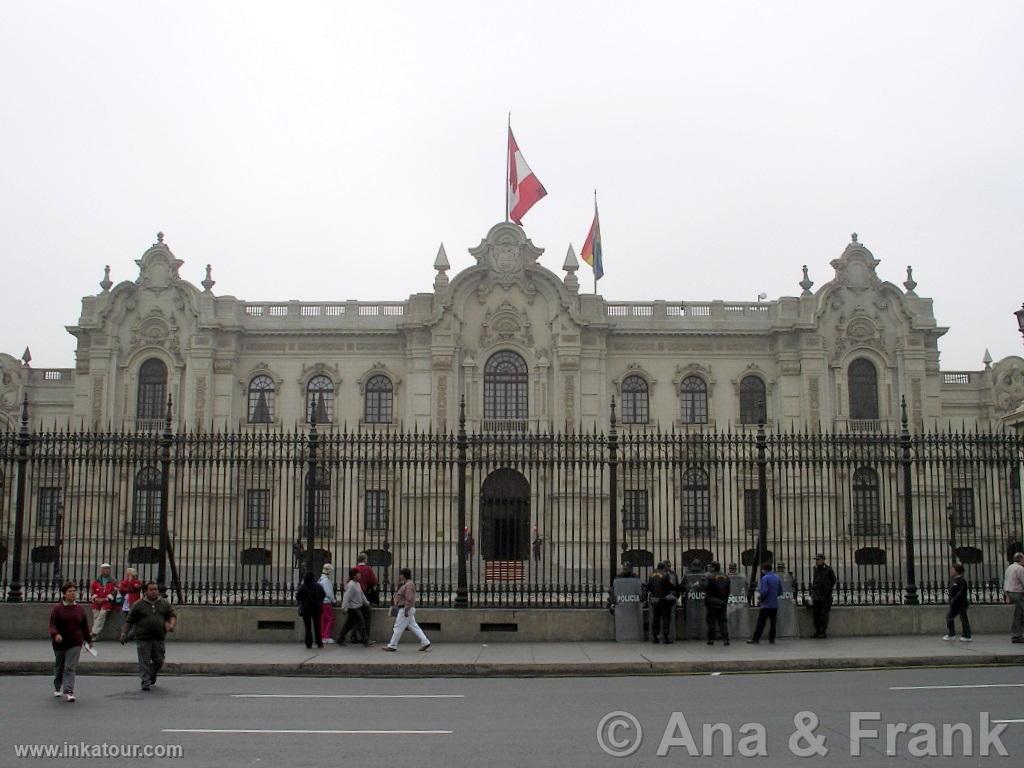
[2,667,1022,767]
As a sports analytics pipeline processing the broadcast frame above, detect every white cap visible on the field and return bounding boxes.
[100,563,112,569]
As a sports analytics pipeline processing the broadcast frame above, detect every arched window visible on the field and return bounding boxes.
[132,467,162,535]
[364,375,394,424]
[680,467,711,535]
[484,351,528,421]
[679,376,708,424]
[620,375,649,424]
[247,375,275,424]
[306,375,334,424]
[852,466,881,535]
[739,375,765,424]
[136,358,167,423]
[848,358,879,420]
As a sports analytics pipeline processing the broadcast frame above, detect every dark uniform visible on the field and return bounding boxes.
[702,571,731,644]
[646,568,677,643]
[810,561,837,638]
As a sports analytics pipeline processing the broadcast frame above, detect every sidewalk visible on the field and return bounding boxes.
[2,635,1021,677]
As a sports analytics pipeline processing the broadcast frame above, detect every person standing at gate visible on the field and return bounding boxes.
[647,562,676,644]
[944,563,972,641]
[319,564,336,644]
[702,562,730,646]
[295,571,326,649]
[747,562,781,645]
[1003,552,1024,643]
[120,580,176,691]
[383,568,431,652]
[89,562,118,642]
[809,554,837,639]
[49,581,92,702]
[117,567,142,637]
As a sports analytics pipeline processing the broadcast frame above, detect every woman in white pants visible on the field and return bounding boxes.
[384,568,431,651]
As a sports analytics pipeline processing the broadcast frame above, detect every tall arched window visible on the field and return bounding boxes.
[484,351,528,420]
[852,466,881,534]
[364,375,394,424]
[739,375,766,424]
[136,358,167,423]
[247,375,275,424]
[620,375,649,424]
[679,376,708,424]
[848,358,879,420]
[680,467,711,535]
[306,375,334,424]
[132,467,162,535]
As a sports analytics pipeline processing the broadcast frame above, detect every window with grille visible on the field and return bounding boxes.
[623,489,649,531]
[1009,468,1021,520]
[306,375,334,424]
[36,486,61,529]
[364,490,390,531]
[304,467,332,534]
[851,466,881,534]
[246,489,271,529]
[247,375,275,423]
[484,351,528,420]
[739,376,765,424]
[848,358,879,420]
[680,468,711,534]
[620,376,649,424]
[364,375,394,424]
[136,358,167,422]
[132,467,162,535]
[743,488,760,530]
[679,376,708,424]
[950,487,975,529]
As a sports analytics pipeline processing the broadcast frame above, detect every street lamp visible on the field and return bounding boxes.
[1015,303,1024,343]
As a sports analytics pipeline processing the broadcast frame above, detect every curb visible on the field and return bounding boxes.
[2,653,1022,678]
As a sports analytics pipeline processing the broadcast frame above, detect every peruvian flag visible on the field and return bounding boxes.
[507,127,547,225]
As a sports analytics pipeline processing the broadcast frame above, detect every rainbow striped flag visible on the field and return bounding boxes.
[580,203,604,280]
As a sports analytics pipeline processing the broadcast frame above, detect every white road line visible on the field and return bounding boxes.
[231,694,464,699]
[992,720,1024,724]
[889,683,1024,691]
[163,729,452,735]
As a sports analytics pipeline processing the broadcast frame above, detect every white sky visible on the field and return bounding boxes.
[2,2,1022,369]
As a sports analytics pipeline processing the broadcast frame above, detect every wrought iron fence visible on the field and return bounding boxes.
[1,395,1022,608]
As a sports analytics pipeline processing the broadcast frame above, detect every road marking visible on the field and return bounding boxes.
[163,729,452,735]
[710,672,722,676]
[992,719,1024,724]
[231,694,464,699]
[889,683,1024,691]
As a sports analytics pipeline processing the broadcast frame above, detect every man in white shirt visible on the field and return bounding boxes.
[1003,552,1024,643]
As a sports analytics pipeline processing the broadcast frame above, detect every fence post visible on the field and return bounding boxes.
[900,396,919,605]
[158,395,172,597]
[7,395,30,602]
[748,406,769,602]
[305,410,319,577]
[608,396,619,601]
[455,395,468,608]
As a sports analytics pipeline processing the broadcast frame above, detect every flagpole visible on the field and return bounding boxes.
[593,189,598,295]
[505,112,511,223]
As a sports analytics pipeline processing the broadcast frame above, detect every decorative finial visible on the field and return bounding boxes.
[21,347,31,366]
[903,265,917,294]
[851,232,858,244]
[100,265,112,292]
[799,264,813,296]
[433,244,450,292]
[201,264,215,293]
[983,348,993,369]
[563,244,580,295]
[156,231,164,244]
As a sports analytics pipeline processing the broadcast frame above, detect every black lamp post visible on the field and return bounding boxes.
[1015,303,1024,343]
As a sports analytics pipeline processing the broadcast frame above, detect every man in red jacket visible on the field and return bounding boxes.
[89,562,118,641]
[353,553,379,643]
[49,581,92,702]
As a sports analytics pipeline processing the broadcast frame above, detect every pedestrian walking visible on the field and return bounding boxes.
[120,580,176,691]
[944,563,972,641]
[702,562,730,646]
[338,568,376,646]
[646,562,676,644]
[354,552,380,606]
[295,571,326,649]
[49,581,92,702]
[318,564,336,644]
[809,553,837,638]
[89,562,118,641]
[1003,552,1024,643]
[116,567,142,637]
[383,568,431,652]
[747,562,782,645]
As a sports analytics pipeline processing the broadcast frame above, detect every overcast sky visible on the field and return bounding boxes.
[2,2,1022,369]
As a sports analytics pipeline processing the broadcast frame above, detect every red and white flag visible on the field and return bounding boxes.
[507,127,547,225]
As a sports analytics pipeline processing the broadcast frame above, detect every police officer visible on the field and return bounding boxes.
[702,561,731,646]
[647,562,677,644]
[810,553,837,638]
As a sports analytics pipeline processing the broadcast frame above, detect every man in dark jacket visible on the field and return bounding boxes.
[702,562,731,646]
[296,571,327,649]
[120,581,176,691]
[647,562,677,644]
[49,581,92,702]
[944,563,972,641]
[809,553,837,638]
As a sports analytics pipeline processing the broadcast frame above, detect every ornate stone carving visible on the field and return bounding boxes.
[297,362,342,387]
[357,363,401,394]
[992,359,1024,415]
[436,374,447,426]
[672,363,713,391]
[469,222,544,302]
[479,301,533,349]
[808,376,820,424]
[92,376,105,427]
[564,375,576,425]
[195,375,207,425]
